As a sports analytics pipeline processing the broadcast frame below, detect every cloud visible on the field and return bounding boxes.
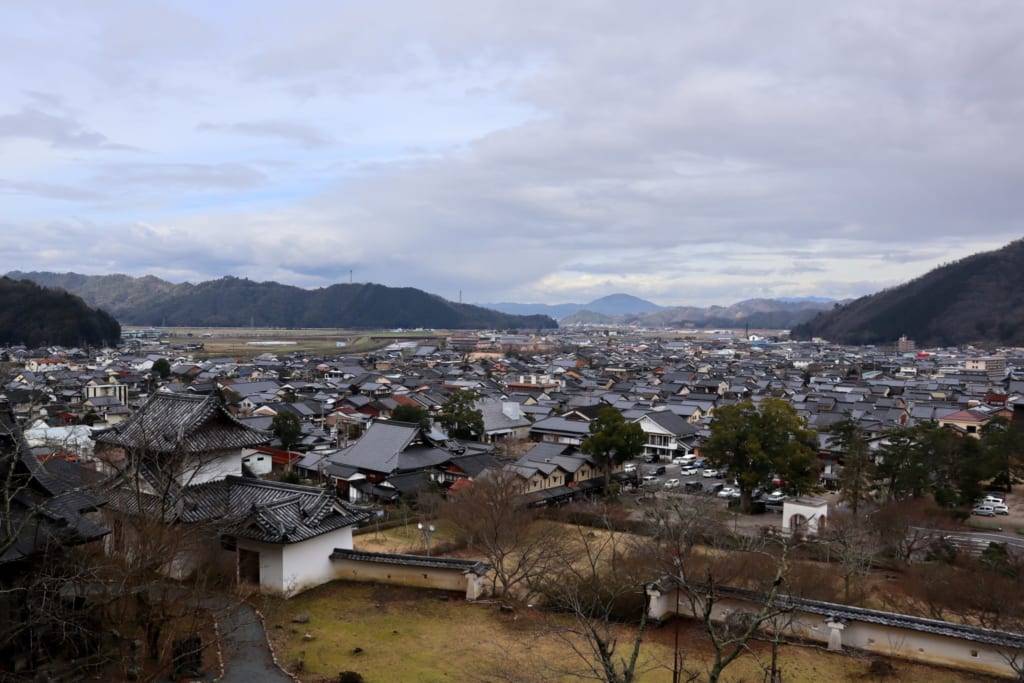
[0,107,133,150]
[197,120,334,149]
[90,163,267,190]
[4,2,1024,306]
[0,178,104,201]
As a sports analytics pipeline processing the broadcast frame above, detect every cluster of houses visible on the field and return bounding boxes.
[7,329,1024,676]
[4,332,1024,598]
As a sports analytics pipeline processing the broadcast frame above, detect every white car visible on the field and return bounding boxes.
[702,468,719,478]
[767,490,785,503]
[642,473,658,482]
[993,503,1010,515]
[980,495,1005,505]
[672,455,696,465]
[664,478,681,489]
[624,463,637,473]
[716,486,738,499]
[680,466,699,476]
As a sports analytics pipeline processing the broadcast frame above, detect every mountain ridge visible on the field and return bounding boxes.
[0,276,121,347]
[790,239,1024,346]
[7,272,557,330]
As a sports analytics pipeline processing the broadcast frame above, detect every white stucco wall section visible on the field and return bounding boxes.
[181,451,241,486]
[281,528,355,596]
[646,584,1020,678]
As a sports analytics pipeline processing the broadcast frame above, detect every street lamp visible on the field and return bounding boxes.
[417,522,436,556]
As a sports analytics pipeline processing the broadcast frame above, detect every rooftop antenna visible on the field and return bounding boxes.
[349,269,353,284]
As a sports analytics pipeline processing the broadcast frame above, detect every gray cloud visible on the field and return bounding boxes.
[91,163,267,190]
[0,178,104,201]
[197,120,334,149]
[4,2,1024,306]
[0,107,133,149]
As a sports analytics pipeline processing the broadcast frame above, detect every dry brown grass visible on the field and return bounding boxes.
[261,581,1002,683]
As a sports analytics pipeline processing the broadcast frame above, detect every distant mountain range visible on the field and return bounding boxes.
[482,293,664,319]
[0,277,121,347]
[791,239,1024,347]
[7,272,557,330]
[487,293,834,329]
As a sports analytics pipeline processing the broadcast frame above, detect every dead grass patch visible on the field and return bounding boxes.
[261,582,1002,683]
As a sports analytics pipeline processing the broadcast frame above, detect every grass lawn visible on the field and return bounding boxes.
[260,582,1001,683]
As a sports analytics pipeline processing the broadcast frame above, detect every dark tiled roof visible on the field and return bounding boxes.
[0,403,108,564]
[224,476,371,543]
[95,393,271,454]
[329,548,489,576]
[111,474,371,543]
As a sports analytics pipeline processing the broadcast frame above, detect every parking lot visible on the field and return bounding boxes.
[623,457,756,503]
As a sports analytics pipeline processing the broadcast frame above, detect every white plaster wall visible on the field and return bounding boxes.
[241,449,273,476]
[281,527,355,596]
[236,538,285,593]
[182,451,241,486]
[648,587,1016,678]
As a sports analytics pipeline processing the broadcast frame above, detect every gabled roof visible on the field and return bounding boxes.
[95,393,271,455]
[335,420,421,474]
[640,410,699,436]
[223,476,370,543]
[141,474,371,543]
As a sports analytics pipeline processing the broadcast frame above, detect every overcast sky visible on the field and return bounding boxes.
[3,2,1022,307]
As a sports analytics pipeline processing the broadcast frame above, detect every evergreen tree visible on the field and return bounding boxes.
[438,390,484,440]
[703,398,818,509]
[580,406,646,489]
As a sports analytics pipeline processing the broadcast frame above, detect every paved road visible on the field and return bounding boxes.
[210,598,293,682]
[910,526,1024,555]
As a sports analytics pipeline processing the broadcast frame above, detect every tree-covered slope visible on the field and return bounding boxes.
[8,272,557,330]
[7,271,190,318]
[791,239,1024,346]
[0,277,121,347]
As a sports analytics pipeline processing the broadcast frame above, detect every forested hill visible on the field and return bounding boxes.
[790,239,1024,347]
[7,272,557,330]
[0,277,121,347]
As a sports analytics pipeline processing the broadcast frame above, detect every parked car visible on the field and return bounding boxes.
[993,503,1010,515]
[702,468,719,478]
[664,478,681,489]
[766,490,785,503]
[684,481,703,493]
[650,465,666,476]
[979,495,1004,505]
[643,453,657,464]
[624,463,637,473]
[672,454,696,465]
[972,505,996,517]
[642,473,658,483]
[680,466,699,476]
[717,486,738,499]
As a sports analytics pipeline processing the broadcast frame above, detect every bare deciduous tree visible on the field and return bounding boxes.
[535,506,659,683]
[440,469,559,599]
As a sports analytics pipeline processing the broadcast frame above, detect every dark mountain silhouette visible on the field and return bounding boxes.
[0,277,121,347]
[790,239,1024,346]
[7,272,557,330]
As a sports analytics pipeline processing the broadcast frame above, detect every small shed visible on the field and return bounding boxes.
[782,497,829,536]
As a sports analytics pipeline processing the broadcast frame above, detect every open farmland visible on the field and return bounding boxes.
[132,327,450,359]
